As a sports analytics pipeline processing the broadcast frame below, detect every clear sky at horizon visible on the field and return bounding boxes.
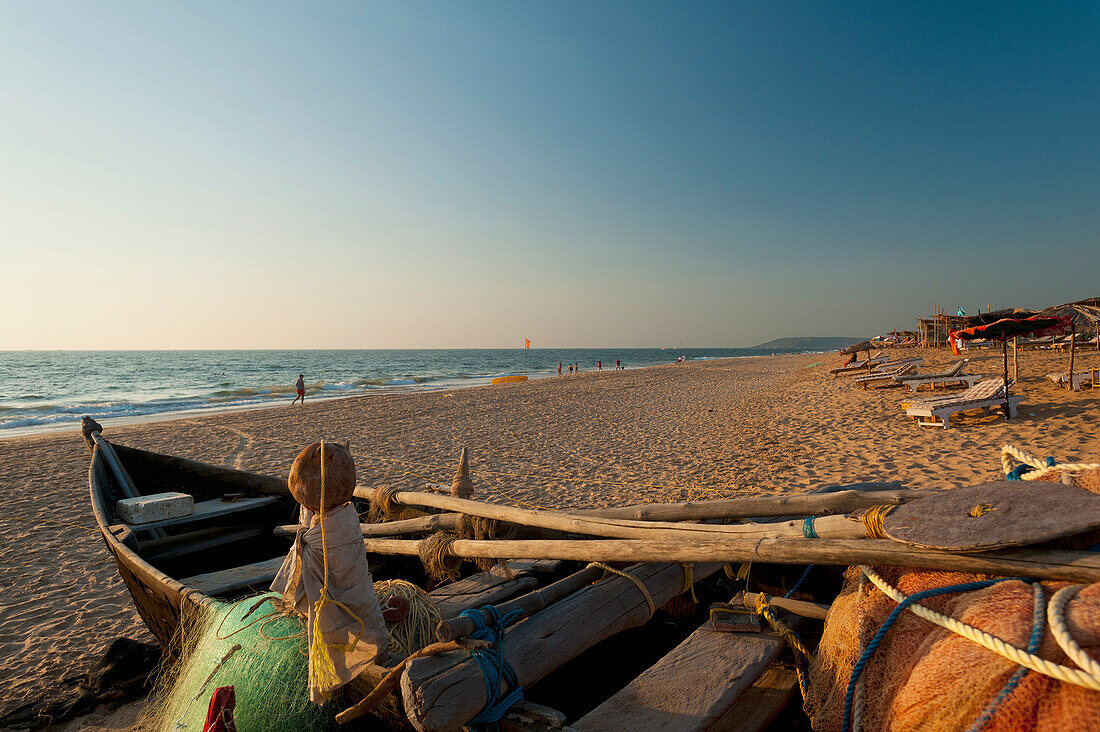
[2,2,1097,349]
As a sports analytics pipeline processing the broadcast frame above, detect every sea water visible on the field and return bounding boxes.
[0,348,803,436]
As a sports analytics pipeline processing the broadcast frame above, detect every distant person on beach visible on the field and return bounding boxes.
[598,360,602,371]
[616,359,620,370]
[558,362,563,376]
[292,374,305,405]
[568,363,573,375]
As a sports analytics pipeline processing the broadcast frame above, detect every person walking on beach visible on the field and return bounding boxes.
[598,360,602,371]
[568,363,573,375]
[558,362,562,377]
[616,358,620,370]
[292,374,305,405]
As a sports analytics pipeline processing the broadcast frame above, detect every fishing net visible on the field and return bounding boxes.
[143,593,339,732]
[805,567,1100,731]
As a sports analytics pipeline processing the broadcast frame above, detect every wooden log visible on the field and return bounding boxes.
[1069,325,1076,389]
[401,562,723,732]
[431,569,539,620]
[436,565,604,642]
[740,591,829,620]
[354,485,931,521]
[572,608,788,731]
[350,489,866,541]
[359,536,1100,583]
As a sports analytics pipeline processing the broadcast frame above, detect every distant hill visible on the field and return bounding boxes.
[751,336,867,352]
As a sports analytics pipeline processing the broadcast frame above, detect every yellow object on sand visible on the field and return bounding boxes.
[491,374,528,385]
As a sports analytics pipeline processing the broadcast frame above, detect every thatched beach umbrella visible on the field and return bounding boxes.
[950,315,1070,419]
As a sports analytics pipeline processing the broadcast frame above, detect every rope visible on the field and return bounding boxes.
[842,573,1013,731]
[367,484,403,523]
[679,563,699,603]
[965,582,1045,732]
[860,567,1100,691]
[373,579,443,658]
[588,562,656,618]
[860,505,894,539]
[802,516,819,539]
[309,440,368,694]
[1001,444,1100,482]
[752,593,811,699]
[459,605,524,725]
[419,532,462,582]
[1048,585,1100,678]
[785,566,814,599]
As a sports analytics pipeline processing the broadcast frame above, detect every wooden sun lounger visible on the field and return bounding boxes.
[1045,369,1099,392]
[829,352,887,376]
[853,361,918,389]
[905,379,1022,428]
[571,610,793,731]
[897,359,981,392]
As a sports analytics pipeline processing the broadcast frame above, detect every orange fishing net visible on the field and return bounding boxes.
[805,567,1100,731]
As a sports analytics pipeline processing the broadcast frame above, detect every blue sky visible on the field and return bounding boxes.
[1,2,1096,348]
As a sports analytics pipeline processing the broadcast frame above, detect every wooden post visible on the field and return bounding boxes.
[1012,337,1018,381]
[359,536,1100,583]
[1069,324,1076,390]
[1002,338,1011,420]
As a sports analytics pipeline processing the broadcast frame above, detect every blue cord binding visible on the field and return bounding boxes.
[802,517,819,539]
[841,576,1031,731]
[459,604,525,727]
[785,565,814,598]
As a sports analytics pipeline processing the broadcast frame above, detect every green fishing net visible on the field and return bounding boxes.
[145,593,339,732]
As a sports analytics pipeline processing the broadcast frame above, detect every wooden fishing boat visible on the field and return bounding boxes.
[83,418,844,731]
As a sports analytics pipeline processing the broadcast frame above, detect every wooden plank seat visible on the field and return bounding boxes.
[120,495,281,531]
[1046,369,1099,391]
[141,526,266,562]
[572,616,789,731]
[900,372,983,392]
[182,556,286,596]
[431,560,561,618]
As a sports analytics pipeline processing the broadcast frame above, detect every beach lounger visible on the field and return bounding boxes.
[829,352,887,376]
[904,379,1022,428]
[1045,369,1099,391]
[854,361,919,389]
[897,359,982,392]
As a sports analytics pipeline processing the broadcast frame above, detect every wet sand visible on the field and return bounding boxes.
[1,349,1097,728]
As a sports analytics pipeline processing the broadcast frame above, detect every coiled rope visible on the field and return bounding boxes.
[459,605,525,725]
[860,505,894,539]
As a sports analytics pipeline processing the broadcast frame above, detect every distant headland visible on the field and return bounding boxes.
[751,336,867,351]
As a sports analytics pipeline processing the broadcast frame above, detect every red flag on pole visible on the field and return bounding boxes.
[524,338,531,349]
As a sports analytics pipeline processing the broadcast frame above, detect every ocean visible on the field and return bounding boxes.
[1,348,808,437]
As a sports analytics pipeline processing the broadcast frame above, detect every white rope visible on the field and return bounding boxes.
[1048,584,1100,679]
[859,566,1100,691]
[1001,444,1100,481]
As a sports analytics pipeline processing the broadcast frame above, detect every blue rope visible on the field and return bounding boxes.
[1006,456,1056,480]
[841,576,1029,731]
[965,582,1045,732]
[459,605,525,726]
[802,517,818,539]
[785,565,814,598]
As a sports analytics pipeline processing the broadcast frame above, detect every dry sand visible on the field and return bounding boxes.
[1,349,1097,729]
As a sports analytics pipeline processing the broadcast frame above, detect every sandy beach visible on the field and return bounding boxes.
[2,350,1098,730]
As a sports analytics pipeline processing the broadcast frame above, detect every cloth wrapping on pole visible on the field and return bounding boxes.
[271,502,389,702]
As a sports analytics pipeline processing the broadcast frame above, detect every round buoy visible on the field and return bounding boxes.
[380,594,410,623]
[288,442,356,512]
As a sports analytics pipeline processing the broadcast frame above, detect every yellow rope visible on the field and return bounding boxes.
[753,592,811,699]
[861,505,894,539]
[373,579,443,658]
[969,503,996,518]
[680,563,699,604]
[588,562,655,618]
[309,440,368,693]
